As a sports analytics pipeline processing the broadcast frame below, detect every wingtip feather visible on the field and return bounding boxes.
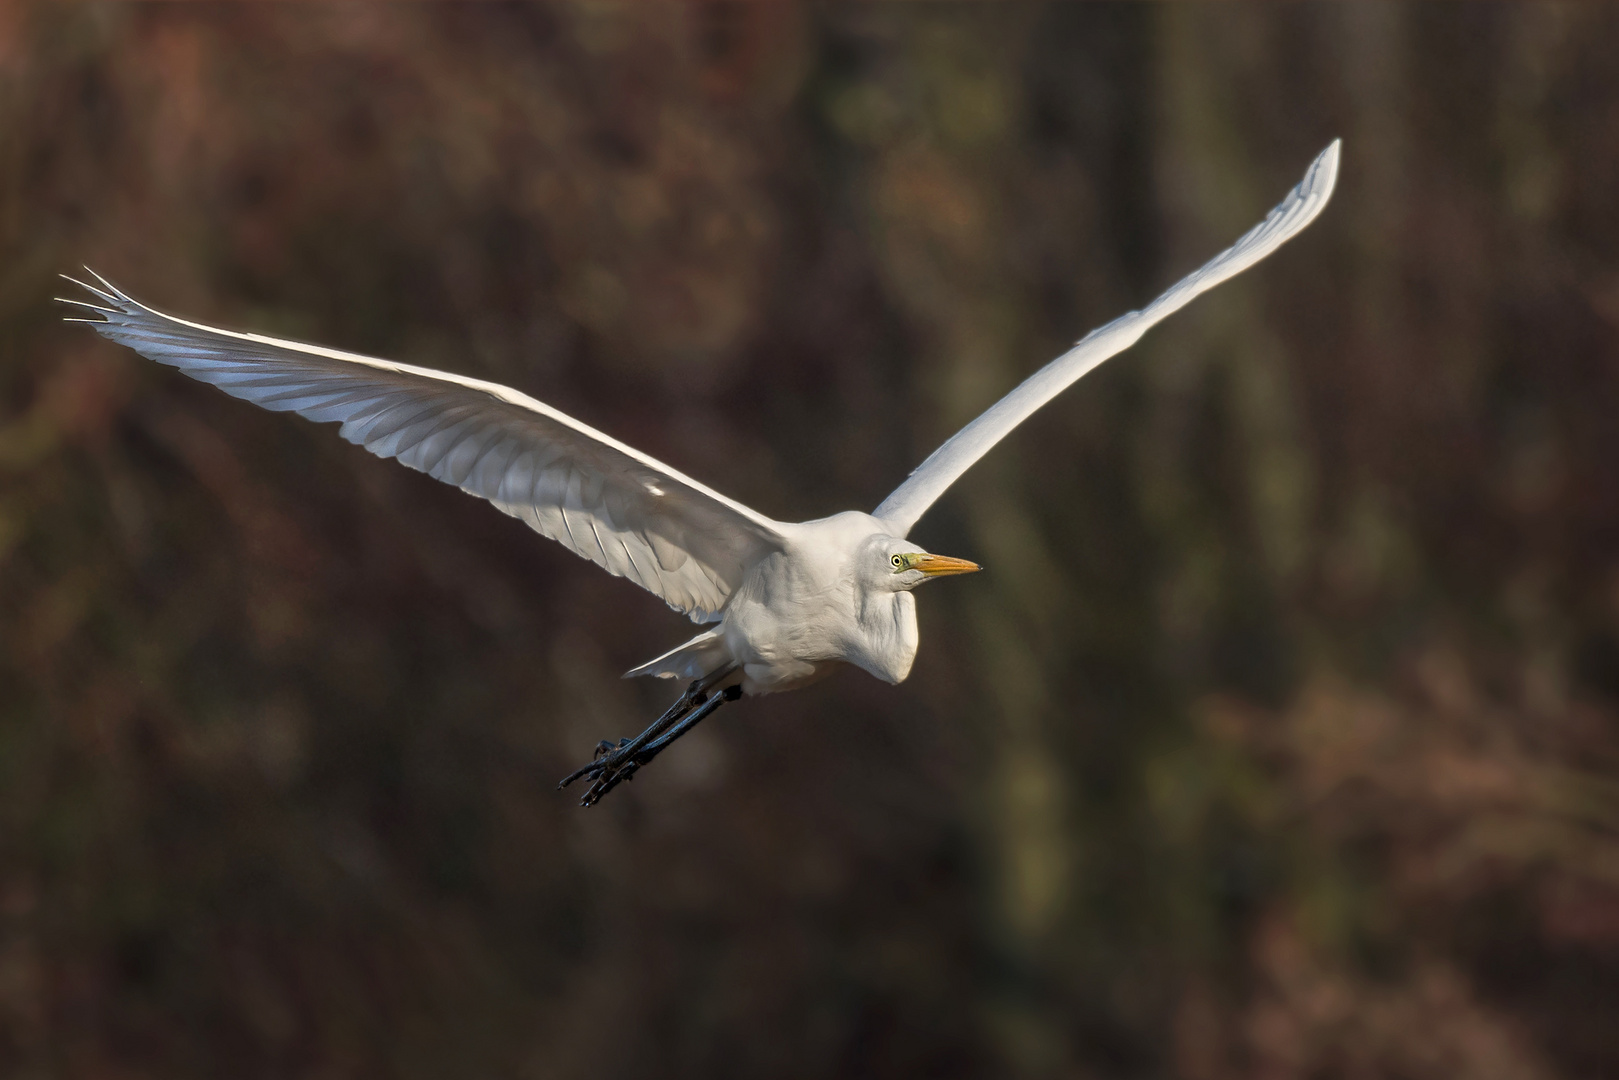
[54,295,117,315]
[59,272,122,308]
[82,266,131,302]
[1302,138,1342,208]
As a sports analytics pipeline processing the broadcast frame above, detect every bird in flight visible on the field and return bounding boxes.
[61,141,1339,806]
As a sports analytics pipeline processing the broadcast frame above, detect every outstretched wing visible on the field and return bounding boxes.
[874,139,1341,536]
[60,274,785,622]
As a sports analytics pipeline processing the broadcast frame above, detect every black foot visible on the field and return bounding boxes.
[559,682,741,807]
[557,690,701,801]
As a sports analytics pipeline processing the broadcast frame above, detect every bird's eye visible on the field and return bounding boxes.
[891,554,905,570]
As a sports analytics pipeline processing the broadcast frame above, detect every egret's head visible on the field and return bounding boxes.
[870,537,981,592]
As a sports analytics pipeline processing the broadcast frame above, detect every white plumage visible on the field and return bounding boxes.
[62,140,1339,803]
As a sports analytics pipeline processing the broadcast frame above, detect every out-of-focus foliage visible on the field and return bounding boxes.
[3,3,1618,1077]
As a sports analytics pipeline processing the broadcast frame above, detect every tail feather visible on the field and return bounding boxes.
[623,628,729,680]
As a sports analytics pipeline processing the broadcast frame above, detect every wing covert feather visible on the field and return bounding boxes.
[61,275,784,622]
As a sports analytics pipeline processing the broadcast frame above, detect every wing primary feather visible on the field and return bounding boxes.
[82,267,134,302]
[56,297,119,317]
[59,274,121,307]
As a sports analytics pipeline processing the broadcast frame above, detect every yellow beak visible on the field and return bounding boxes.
[913,553,982,577]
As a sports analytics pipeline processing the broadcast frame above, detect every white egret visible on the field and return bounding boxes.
[61,140,1339,805]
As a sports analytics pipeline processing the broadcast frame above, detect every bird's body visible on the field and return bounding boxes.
[707,512,927,693]
[627,509,973,693]
[61,141,1340,804]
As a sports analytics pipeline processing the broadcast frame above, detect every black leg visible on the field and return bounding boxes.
[637,684,741,761]
[576,684,741,806]
[558,677,705,790]
[559,666,739,805]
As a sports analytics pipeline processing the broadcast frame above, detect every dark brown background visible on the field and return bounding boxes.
[4,3,1619,1078]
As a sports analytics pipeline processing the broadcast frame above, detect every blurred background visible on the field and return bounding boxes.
[3,3,1618,1077]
